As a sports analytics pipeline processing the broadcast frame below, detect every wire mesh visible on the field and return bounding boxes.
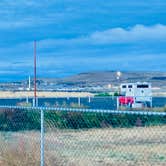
[0,108,41,165]
[44,110,166,166]
[0,105,166,166]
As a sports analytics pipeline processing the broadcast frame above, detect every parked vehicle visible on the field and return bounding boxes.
[117,82,152,109]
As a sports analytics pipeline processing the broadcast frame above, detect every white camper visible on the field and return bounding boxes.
[118,82,152,108]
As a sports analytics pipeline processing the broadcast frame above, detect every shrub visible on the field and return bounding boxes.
[95,93,111,97]
[0,108,166,131]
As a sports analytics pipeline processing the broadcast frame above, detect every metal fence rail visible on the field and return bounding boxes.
[1,105,166,116]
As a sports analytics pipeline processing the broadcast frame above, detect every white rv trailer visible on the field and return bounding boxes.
[118,82,152,108]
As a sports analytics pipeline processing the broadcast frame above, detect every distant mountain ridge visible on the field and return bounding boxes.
[1,71,166,92]
[54,71,166,87]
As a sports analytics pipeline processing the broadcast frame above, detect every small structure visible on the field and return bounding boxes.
[117,82,152,109]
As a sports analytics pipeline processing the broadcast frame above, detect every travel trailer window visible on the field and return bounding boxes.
[122,85,126,88]
[137,85,149,88]
[128,85,133,88]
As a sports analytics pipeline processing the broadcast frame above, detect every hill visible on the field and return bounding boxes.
[56,71,166,88]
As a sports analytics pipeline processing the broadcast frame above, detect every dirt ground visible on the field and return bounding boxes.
[1,126,166,166]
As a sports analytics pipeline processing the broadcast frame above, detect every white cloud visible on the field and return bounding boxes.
[37,24,166,47]
[89,24,166,44]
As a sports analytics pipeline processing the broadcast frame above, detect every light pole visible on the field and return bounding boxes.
[116,71,122,95]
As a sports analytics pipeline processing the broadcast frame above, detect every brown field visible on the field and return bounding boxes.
[0,91,93,99]
[1,126,166,166]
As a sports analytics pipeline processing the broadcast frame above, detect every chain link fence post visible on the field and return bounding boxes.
[40,109,44,166]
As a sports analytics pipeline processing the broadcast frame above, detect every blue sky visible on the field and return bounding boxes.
[0,0,166,81]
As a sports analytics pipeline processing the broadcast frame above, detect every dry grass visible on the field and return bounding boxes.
[0,132,67,166]
[45,126,166,166]
[0,141,40,166]
[0,91,93,98]
[1,126,166,166]
[119,106,166,112]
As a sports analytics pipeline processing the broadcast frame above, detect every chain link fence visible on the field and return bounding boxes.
[0,106,166,166]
